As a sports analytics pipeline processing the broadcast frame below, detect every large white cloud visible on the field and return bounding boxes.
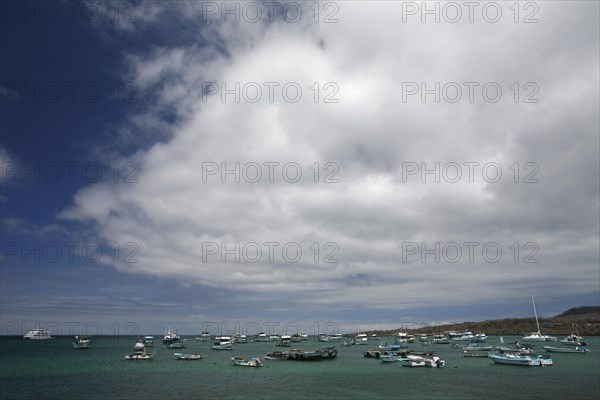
[61,1,599,312]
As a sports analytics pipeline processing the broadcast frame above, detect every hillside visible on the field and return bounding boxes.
[359,306,600,337]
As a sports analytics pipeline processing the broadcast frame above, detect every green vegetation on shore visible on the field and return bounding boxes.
[360,306,600,337]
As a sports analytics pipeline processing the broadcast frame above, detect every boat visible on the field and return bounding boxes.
[380,355,401,363]
[378,341,401,351]
[402,359,426,367]
[162,326,184,347]
[276,335,292,347]
[265,351,290,360]
[255,332,268,342]
[125,348,155,360]
[419,334,429,342]
[174,353,205,360]
[330,334,343,341]
[23,329,53,340]
[232,357,263,367]
[402,355,444,367]
[394,332,410,348]
[269,334,280,342]
[542,346,590,354]
[72,336,91,349]
[451,331,475,341]
[488,352,553,366]
[370,334,380,340]
[432,334,449,344]
[355,333,368,345]
[133,340,146,352]
[233,334,247,344]
[560,332,588,347]
[318,333,330,342]
[463,344,492,352]
[461,351,490,358]
[143,336,154,346]
[496,337,535,355]
[286,346,338,361]
[195,332,211,341]
[299,332,309,341]
[291,334,302,342]
[211,336,233,350]
[471,333,488,342]
[522,295,557,342]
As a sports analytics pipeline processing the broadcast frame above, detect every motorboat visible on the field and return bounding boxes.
[143,336,154,346]
[471,333,488,342]
[488,352,553,366]
[133,340,146,352]
[378,341,401,351]
[463,343,492,352]
[269,335,280,342]
[560,332,587,347]
[162,326,184,347]
[195,332,211,341]
[401,355,444,367]
[234,334,247,344]
[175,353,205,360]
[318,333,330,342]
[370,334,380,340]
[522,295,557,342]
[212,336,233,350]
[277,335,292,347]
[291,334,302,342]
[286,346,338,360]
[125,343,154,360]
[461,351,490,358]
[432,334,449,344]
[542,346,590,354]
[299,332,309,341]
[330,334,343,341]
[355,333,368,345]
[23,329,53,340]
[451,331,475,341]
[72,336,91,349]
[496,337,535,355]
[232,357,263,367]
[255,333,268,342]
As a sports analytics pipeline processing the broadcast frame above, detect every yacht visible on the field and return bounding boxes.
[255,332,268,342]
[23,329,53,340]
[451,331,474,341]
[212,336,233,350]
[195,331,211,341]
[299,332,309,341]
[355,333,368,345]
[522,295,557,342]
[163,326,184,347]
[560,332,587,347]
[72,336,91,349]
[318,333,330,342]
[143,336,154,346]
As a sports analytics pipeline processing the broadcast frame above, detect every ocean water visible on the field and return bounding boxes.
[1,336,599,400]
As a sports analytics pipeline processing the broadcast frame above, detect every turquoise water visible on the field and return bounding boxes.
[1,336,599,400]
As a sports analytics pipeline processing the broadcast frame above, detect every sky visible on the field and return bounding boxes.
[0,1,599,337]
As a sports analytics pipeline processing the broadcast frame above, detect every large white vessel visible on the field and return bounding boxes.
[522,295,557,342]
[23,329,53,340]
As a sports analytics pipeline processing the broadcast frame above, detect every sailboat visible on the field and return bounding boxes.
[522,295,557,342]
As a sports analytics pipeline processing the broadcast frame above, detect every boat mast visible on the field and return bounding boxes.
[531,294,541,334]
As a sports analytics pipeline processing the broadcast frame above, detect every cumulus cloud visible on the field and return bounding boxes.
[61,1,599,312]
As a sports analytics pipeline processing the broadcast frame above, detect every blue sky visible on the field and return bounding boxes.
[1,1,599,336]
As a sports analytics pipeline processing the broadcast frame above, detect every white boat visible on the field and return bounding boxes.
[255,333,268,342]
[543,346,590,354]
[133,340,146,352]
[560,332,587,347]
[23,329,53,340]
[355,333,368,345]
[330,334,343,341]
[370,334,380,340]
[143,336,154,346]
[233,333,247,344]
[432,334,449,344]
[488,352,553,366]
[277,335,292,347]
[471,333,488,342]
[451,331,475,341]
[232,357,263,367]
[299,332,309,341]
[212,336,233,350]
[72,336,91,349]
[522,295,557,342]
[125,349,154,360]
[318,333,330,342]
[269,335,280,342]
[167,341,185,349]
[175,352,205,360]
[162,326,184,346]
[195,331,211,341]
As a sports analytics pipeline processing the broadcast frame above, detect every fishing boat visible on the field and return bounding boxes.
[174,353,205,360]
[542,346,590,354]
[488,352,553,366]
[265,351,289,360]
[72,336,91,349]
[232,357,263,367]
[211,336,233,350]
[355,333,368,345]
[23,329,53,340]
[162,326,184,347]
[560,332,587,347]
[522,295,557,342]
